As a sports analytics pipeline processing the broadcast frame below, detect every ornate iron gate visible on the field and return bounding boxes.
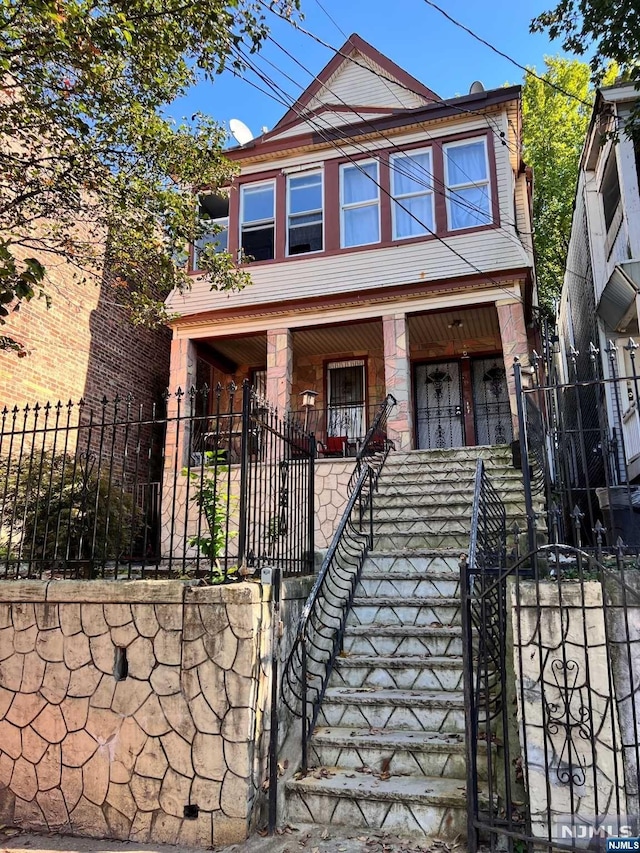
[415,360,465,449]
[472,356,513,446]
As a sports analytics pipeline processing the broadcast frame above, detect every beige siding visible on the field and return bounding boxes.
[307,51,427,112]
[269,110,393,141]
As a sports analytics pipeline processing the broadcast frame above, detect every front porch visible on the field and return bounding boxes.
[169,296,531,453]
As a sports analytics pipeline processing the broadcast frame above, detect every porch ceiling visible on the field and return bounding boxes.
[292,320,383,357]
[200,333,267,367]
[408,305,500,352]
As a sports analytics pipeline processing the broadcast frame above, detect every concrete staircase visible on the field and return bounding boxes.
[285,445,527,838]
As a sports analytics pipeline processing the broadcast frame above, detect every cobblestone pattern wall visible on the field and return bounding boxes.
[0,580,276,847]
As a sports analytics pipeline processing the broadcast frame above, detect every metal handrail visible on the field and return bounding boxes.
[281,394,396,770]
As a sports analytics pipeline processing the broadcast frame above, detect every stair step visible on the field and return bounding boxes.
[365,552,462,572]
[317,687,465,732]
[285,769,469,838]
[357,572,460,598]
[331,654,463,691]
[308,727,473,779]
[344,625,462,657]
[350,598,461,628]
[374,532,471,550]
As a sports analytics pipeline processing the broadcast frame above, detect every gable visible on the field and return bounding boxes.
[271,34,439,135]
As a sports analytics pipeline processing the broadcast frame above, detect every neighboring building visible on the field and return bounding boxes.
[166,34,536,453]
[0,249,171,415]
[558,82,640,480]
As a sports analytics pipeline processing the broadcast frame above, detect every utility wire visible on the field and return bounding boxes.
[230,41,528,308]
[263,31,534,251]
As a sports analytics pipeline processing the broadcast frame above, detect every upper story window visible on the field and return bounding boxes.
[193,193,229,269]
[390,149,434,239]
[340,161,380,248]
[444,139,492,231]
[240,181,275,261]
[287,171,323,255]
[601,153,621,233]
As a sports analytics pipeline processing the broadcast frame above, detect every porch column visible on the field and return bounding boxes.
[496,298,529,435]
[266,328,293,413]
[163,335,198,558]
[383,313,413,451]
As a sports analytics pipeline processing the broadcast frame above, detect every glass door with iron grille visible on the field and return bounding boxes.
[471,356,513,446]
[326,360,366,443]
[415,361,465,449]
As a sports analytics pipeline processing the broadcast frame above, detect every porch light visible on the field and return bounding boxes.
[300,390,318,409]
[300,389,318,434]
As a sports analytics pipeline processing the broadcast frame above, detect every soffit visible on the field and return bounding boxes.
[408,305,500,351]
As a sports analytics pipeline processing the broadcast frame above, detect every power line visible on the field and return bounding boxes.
[419,0,593,108]
[259,0,519,155]
[255,34,535,253]
[230,42,529,308]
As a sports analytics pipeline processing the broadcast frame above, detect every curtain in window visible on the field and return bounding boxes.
[447,142,491,230]
[343,205,379,246]
[394,195,433,237]
[343,163,377,204]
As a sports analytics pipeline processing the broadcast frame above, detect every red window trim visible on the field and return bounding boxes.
[190,129,501,272]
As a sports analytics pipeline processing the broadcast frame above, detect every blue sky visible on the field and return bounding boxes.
[167,0,579,139]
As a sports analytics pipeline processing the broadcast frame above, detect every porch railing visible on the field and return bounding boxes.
[280,394,396,769]
[0,382,314,580]
[289,401,386,453]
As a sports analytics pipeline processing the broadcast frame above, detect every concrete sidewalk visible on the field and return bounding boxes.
[0,825,462,853]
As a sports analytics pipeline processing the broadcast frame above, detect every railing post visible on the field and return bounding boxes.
[268,566,282,836]
[513,358,536,555]
[301,635,308,773]
[308,435,315,573]
[237,381,251,569]
[460,555,479,853]
[368,466,374,549]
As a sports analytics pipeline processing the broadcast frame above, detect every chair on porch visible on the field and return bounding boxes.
[317,435,348,458]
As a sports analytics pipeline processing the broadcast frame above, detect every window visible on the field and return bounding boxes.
[390,149,434,239]
[287,171,323,255]
[602,154,621,233]
[193,193,229,270]
[340,161,380,248]
[444,139,492,231]
[240,182,275,261]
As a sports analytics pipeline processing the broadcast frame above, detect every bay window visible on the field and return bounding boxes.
[240,181,275,261]
[444,139,492,231]
[287,171,323,255]
[390,149,434,239]
[340,161,380,248]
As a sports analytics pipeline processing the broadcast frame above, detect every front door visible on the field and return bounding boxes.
[326,360,366,441]
[415,361,465,449]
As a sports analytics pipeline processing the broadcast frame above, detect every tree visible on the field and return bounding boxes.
[522,57,617,313]
[531,1,640,136]
[0,0,299,351]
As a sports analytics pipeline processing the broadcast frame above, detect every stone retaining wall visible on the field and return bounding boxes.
[0,577,311,847]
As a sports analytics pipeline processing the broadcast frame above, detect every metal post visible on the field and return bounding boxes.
[237,381,251,568]
[268,567,282,835]
[307,435,315,573]
[513,358,536,555]
[301,635,308,773]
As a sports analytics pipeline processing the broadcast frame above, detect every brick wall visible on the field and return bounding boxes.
[0,248,170,415]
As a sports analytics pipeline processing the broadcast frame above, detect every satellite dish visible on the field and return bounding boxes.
[230,118,254,146]
[469,80,485,95]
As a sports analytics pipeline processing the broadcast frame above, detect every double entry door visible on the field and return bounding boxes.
[414,356,513,449]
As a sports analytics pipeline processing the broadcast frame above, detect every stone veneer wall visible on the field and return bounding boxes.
[162,458,356,561]
[0,577,311,847]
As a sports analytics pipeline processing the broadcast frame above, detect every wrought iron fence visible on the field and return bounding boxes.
[515,341,640,552]
[463,461,640,853]
[0,382,314,580]
[279,394,396,770]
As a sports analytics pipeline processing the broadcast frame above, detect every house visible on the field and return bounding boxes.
[166,34,536,454]
[557,82,640,482]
